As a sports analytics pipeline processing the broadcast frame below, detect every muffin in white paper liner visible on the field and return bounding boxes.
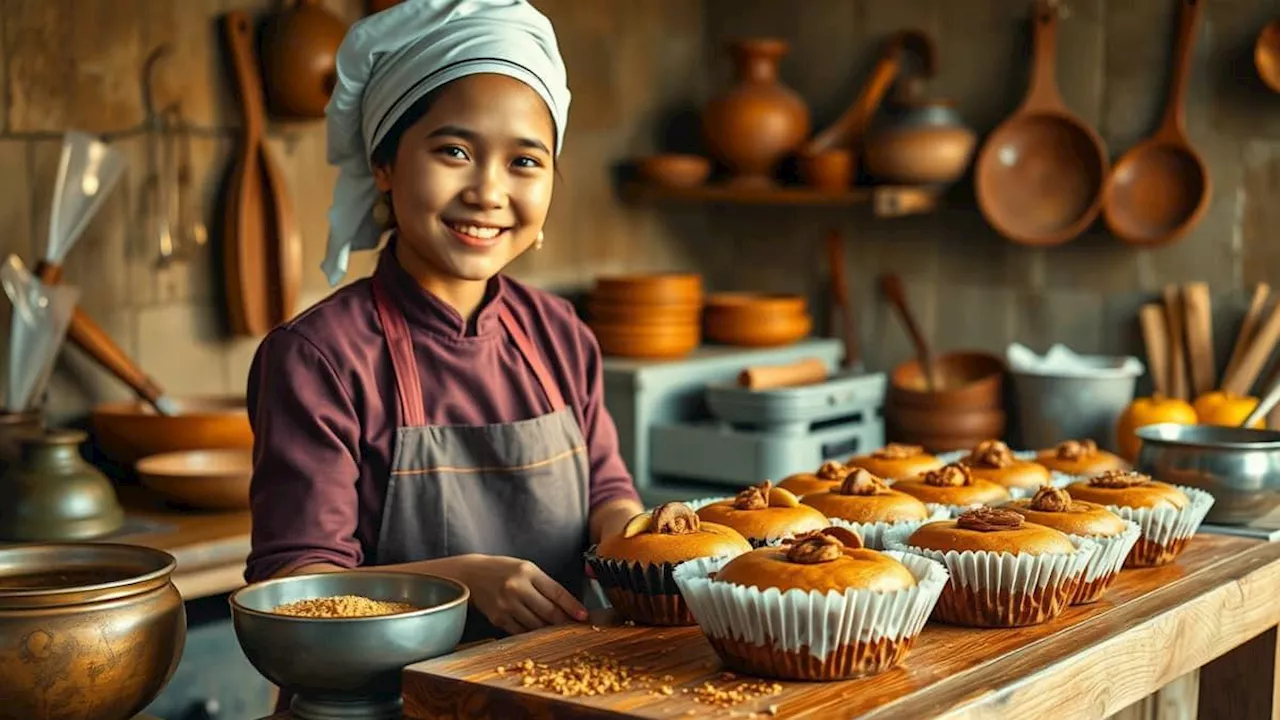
[826,507,950,550]
[672,551,948,680]
[1003,471,1077,500]
[585,544,750,627]
[883,525,1098,627]
[1103,485,1214,567]
[937,448,1038,465]
[1065,520,1142,604]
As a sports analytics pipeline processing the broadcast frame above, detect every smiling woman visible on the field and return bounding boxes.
[241,0,644,675]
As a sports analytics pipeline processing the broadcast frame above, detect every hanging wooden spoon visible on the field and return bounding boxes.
[879,273,935,391]
[1102,0,1210,246]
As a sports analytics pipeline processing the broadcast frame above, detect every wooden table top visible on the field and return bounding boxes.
[401,533,1280,719]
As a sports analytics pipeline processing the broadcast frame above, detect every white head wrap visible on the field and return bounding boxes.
[321,0,570,287]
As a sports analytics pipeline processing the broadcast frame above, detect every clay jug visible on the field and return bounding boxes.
[703,39,810,187]
[260,0,349,119]
[0,429,124,541]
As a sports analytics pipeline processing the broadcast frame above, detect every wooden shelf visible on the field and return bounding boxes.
[622,181,942,217]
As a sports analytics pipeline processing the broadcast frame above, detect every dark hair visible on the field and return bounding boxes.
[370,90,442,169]
[368,80,561,172]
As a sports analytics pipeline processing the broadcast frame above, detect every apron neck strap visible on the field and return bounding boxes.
[372,277,428,427]
[498,306,566,412]
[371,276,568,424]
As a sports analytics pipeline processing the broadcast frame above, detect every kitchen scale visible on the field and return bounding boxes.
[649,370,886,487]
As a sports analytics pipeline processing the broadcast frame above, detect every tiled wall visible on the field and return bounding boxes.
[5,0,1279,428]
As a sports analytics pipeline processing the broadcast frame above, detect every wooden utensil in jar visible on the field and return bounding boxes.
[1222,283,1271,387]
[878,273,934,391]
[1182,282,1215,396]
[1139,303,1171,397]
[974,0,1109,246]
[1102,0,1209,247]
[1163,285,1190,400]
[1222,296,1280,397]
[222,11,301,337]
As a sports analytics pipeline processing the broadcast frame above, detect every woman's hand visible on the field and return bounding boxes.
[454,555,588,635]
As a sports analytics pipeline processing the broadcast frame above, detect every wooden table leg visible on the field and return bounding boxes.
[1197,625,1280,720]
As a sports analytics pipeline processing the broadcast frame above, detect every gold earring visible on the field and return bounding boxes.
[372,194,394,229]
[535,230,545,250]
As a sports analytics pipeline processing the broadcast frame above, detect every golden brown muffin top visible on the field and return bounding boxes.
[846,443,944,480]
[907,506,1076,555]
[960,440,1052,489]
[893,463,1012,506]
[776,460,849,498]
[1004,486,1128,537]
[714,526,917,594]
[1065,470,1189,511]
[801,469,930,524]
[696,481,830,542]
[1035,439,1128,475]
[596,502,752,564]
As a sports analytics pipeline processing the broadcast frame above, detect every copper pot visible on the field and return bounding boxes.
[260,0,348,119]
[0,543,186,720]
[703,39,810,187]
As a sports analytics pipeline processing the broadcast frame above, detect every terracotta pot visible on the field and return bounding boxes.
[587,299,702,326]
[703,39,810,187]
[887,405,1007,439]
[0,543,185,720]
[705,311,812,348]
[260,0,349,119]
[705,292,806,316]
[799,148,855,191]
[589,322,700,359]
[0,429,124,541]
[864,95,977,186]
[885,428,999,454]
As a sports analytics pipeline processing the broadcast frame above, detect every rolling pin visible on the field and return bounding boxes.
[738,358,829,390]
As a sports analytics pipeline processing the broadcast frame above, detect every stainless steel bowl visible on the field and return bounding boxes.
[1135,423,1280,525]
[0,543,186,720]
[228,571,468,716]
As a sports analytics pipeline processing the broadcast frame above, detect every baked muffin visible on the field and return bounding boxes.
[696,481,829,547]
[887,506,1095,627]
[587,502,751,625]
[892,463,1011,513]
[777,460,850,498]
[846,443,944,480]
[672,527,947,680]
[1066,470,1214,567]
[1005,486,1141,604]
[959,440,1053,496]
[1035,439,1128,476]
[801,469,943,549]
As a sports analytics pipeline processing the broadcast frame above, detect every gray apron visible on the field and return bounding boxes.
[370,277,591,642]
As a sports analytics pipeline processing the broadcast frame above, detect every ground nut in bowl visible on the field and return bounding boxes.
[886,507,1096,627]
[674,527,948,680]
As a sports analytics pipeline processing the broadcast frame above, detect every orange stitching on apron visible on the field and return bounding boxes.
[389,445,587,476]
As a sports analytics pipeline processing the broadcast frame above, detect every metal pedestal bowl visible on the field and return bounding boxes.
[229,571,468,720]
[0,543,186,720]
[1136,423,1280,525]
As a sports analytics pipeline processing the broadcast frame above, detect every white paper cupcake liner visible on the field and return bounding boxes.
[826,507,950,550]
[1102,485,1215,568]
[884,526,1097,627]
[672,551,948,680]
[1066,521,1142,604]
[584,545,750,626]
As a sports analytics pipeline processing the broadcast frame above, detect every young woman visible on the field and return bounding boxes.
[244,0,643,642]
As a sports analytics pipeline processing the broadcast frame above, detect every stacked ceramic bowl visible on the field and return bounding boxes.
[587,274,703,359]
[704,292,812,347]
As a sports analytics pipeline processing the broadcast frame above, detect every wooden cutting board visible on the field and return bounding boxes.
[402,534,1277,719]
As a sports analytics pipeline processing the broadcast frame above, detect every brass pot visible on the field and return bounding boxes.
[0,428,124,541]
[0,543,186,720]
[0,409,43,474]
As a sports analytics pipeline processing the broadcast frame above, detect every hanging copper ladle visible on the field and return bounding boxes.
[1102,0,1210,246]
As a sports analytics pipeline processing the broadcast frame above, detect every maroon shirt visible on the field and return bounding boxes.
[243,248,639,582]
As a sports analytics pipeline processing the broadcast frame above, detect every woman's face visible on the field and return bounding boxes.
[374,74,556,284]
